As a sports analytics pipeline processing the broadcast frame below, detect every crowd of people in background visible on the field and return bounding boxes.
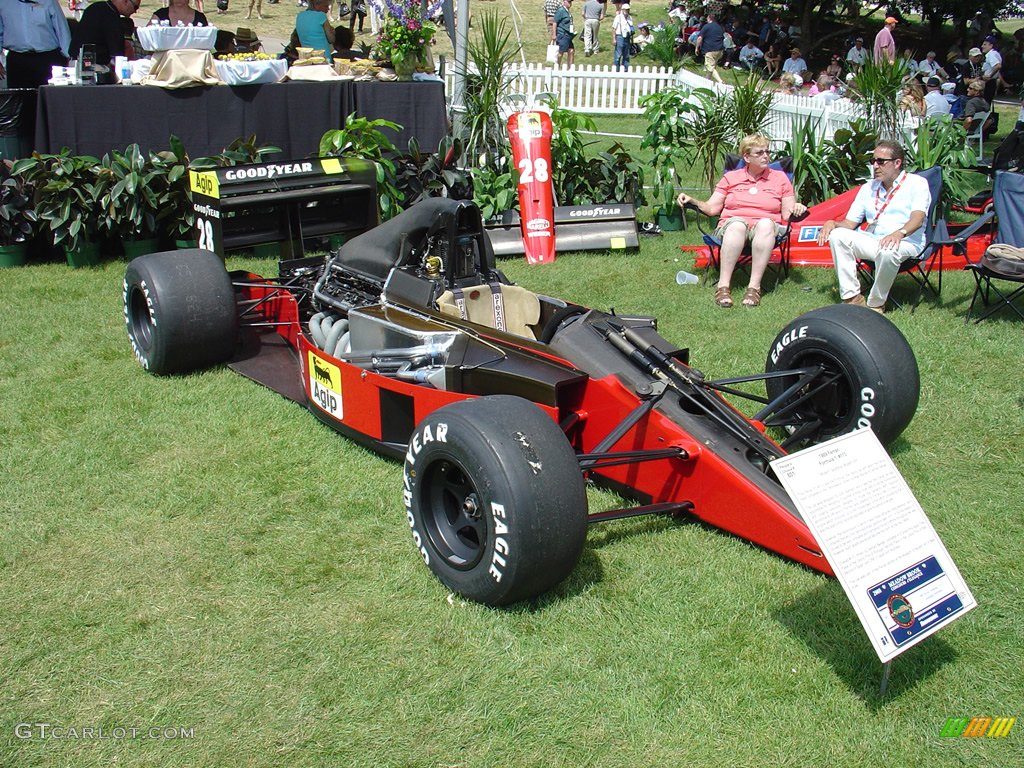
[596,2,1019,142]
[548,1,1019,105]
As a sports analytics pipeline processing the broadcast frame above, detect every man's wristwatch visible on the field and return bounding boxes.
[898,228,908,236]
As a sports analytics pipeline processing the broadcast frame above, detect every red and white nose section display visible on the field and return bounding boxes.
[507,110,555,264]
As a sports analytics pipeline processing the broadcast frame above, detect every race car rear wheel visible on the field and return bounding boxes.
[124,249,238,375]
[764,304,919,448]
[404,395,588,606]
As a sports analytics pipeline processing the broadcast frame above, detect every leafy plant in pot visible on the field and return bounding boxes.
[150,135,195,247]
[0,160,39,267]
[392,135,471,207]
[639,84,695,229]
[320,115,403,219]
[13,149,106,266]
[96,144,168,258]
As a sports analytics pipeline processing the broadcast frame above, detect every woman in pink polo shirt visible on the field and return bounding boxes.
[677,134,806,307]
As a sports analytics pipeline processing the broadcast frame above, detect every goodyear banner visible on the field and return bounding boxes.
[507,111,555,265]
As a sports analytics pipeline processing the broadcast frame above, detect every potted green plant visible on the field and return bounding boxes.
[392,135,470,207]
[150,136,196,248]
[189,135,281,170]
[320,115,403,220]
[458,12,521,168]
[0,160,38,267]
[581,143,646,207]
[14,149,106,267]
[96,144,166,259]
[639,84,696,230]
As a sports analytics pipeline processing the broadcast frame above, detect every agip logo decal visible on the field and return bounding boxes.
[308,351,343,419]
[516,111,543,139]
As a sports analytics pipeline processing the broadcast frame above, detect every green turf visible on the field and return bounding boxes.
[1,218,1022,766]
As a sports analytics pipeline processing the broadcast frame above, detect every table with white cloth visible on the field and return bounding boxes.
[33,80,447,159]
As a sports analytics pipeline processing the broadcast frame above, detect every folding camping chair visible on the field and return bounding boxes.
[964,171,1024,323]
[857,165,994,311]
[964,111,990,164]
[687,154,803,290]
[856,165,947,311]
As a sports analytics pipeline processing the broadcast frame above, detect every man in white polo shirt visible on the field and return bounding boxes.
[817,140,931,312]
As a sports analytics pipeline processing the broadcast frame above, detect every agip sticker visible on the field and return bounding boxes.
[308,351,343,419]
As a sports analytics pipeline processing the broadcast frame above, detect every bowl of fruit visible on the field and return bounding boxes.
[214,52,288,85]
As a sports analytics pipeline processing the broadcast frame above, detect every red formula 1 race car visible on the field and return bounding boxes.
[123,162,920,606]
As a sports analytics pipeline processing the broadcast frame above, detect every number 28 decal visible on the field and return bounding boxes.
[196,217,215,251]
[518,158,550,184]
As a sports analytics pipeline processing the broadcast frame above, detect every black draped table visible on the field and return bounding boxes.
[34,80,447,160]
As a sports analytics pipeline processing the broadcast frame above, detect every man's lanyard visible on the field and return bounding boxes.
[871,171,906,224]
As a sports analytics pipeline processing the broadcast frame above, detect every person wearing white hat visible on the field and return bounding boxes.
[612,3,633,71]
[846,37,868,71]
[782,47,808,79]
[553,0,576,66]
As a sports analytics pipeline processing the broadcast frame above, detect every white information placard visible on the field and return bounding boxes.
[770,428,976,663]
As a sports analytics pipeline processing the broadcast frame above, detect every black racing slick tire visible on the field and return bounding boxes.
[403,395,588,606]
[764,304,920,448]
[123,249,238,375]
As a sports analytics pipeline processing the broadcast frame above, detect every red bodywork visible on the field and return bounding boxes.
[236,274,833,577]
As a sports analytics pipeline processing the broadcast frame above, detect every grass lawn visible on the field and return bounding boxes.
[1,218,1022,766]
[6,7,1021,765]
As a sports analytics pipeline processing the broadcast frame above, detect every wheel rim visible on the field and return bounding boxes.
[778,349,854,435]
[420,458,488,570]
[127,285,154,351]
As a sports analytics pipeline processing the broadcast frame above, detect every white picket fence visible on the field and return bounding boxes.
[445,62,920,143]
[673,68,922,144]
[445,63,677,115]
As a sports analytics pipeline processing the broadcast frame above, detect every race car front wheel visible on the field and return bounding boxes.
[124,249,239,375]
[404,395,588,606]
[764,304,920,448]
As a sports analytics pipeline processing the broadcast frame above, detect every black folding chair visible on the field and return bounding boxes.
[687,154,802,290]
[965,171,1024,323]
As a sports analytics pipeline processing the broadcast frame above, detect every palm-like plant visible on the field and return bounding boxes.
[459,12,520,168]
[845,59,909,140]
[730,71,773,138]
[783,117,876,205]
[903,116,976,216]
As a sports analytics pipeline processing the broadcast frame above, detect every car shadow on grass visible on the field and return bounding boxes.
[774,580,958,708]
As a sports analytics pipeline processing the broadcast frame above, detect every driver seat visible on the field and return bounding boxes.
[437,284,541,339]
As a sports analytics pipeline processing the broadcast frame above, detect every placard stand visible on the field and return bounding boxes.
[770,429,976,677]
[879,660,893,696]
